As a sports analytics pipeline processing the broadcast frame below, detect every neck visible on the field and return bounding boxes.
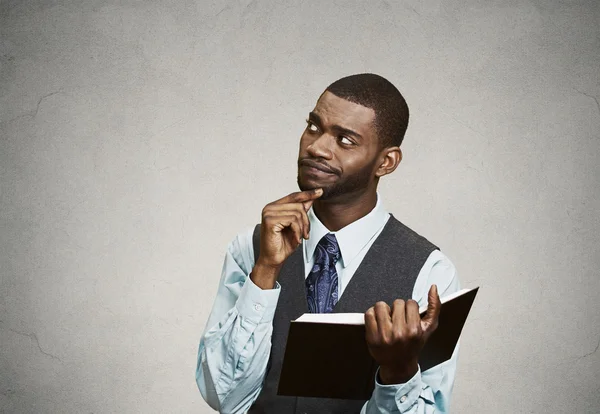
[312,189,377,232]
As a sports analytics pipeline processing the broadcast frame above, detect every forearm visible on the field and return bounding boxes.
[196,277,279,413]
[197,312,271,412]
[361,367,434,414]
[362,345,459,414]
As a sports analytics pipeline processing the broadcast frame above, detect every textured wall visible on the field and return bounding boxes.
[1,0,599,413]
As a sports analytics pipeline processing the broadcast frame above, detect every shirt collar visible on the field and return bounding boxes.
[303,194,390,268]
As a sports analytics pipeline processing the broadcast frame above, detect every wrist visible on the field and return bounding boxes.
[251,261,282,289]
[378,362,418,385]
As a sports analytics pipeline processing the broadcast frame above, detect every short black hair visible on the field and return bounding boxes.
[325,73,409,147]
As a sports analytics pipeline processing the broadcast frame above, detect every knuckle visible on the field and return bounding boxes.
[406,299,418,307]
[380,333,391,346]
[408,326,421,338]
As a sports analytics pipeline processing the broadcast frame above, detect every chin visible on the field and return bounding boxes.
[298,178,338,201]
[297,178,317,192]
[298,176,326,192]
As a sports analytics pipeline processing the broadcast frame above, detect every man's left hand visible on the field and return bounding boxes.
[364,284,441,384]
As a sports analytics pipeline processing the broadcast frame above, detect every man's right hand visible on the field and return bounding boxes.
[250,188,323,289]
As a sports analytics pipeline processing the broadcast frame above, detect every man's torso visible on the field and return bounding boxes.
[248,215,438,414]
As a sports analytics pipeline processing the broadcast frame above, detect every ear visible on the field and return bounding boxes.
[375,146,402,178]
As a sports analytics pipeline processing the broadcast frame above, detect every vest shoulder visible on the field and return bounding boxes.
[386,215,439,252]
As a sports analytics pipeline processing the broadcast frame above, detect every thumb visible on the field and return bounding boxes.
[303,199,315,212]
[421,284,441,337]
[302,188,322,211]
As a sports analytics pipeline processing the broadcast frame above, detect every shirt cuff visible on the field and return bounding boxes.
[372,366,431,412]
[235,276,281,324]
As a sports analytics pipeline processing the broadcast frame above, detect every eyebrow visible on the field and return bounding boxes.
[308,112,363,141]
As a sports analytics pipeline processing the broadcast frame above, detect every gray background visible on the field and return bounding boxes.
[1,0,599,413]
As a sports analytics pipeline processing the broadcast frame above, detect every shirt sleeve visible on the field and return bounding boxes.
[361,250,461,414]
[196,227,280,413]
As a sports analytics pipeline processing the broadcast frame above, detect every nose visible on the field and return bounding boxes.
[306,133,333,160]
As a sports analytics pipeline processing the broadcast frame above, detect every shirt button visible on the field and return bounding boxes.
[400,395,407,403]
[254,303,262,312]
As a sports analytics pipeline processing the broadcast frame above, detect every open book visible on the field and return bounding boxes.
[277,287,479,400]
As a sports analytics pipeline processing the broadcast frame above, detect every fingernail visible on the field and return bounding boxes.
[315,188,323,195]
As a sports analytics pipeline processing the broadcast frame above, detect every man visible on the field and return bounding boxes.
[196,73,460,413]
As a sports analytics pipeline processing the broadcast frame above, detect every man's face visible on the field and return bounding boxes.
[297,91,382,200]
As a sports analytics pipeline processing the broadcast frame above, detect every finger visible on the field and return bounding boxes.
[364,307,379,344]
[264,204,310,239]
[271,215,303,245]
[405,299,422,335]
[288,219,303,245]
[266,209,305,240]
[283,216,303,246]
[374,302,393,339]
[391,299,406,330]
[273,188,323,205]
[301,206,310,239]
[302,198,315,213]
[421,284,441,334]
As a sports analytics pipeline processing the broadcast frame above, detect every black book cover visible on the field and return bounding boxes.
[277,287,479,400]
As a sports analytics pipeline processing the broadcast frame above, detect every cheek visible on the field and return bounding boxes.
[299,133,309,151]
[340,151,379,176]
[299,132,318,155]
[338,156,363,176]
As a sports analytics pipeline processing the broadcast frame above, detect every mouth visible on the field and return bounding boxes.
[298,159,338,175]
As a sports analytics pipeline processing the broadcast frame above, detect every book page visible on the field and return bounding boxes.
[295,312,365,325]
[294,287,476,325]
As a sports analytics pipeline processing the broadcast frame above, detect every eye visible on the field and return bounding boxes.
[339,136,354,145]
[306,119,319,132]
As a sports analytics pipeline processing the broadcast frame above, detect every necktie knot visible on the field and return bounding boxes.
[314,233,340,266]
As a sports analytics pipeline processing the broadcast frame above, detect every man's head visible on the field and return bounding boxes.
[297,73,408,201]
[325,73,410,148]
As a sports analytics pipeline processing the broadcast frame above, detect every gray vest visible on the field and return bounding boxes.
[248,215,438,414]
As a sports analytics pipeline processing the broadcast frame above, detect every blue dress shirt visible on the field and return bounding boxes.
[196,196,461,413]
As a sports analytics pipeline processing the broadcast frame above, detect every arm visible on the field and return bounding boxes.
[362,251,460,414]
[196,229,280,413]
[196,189,323,413]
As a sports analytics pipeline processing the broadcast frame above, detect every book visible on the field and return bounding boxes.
[277,287,479,400]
